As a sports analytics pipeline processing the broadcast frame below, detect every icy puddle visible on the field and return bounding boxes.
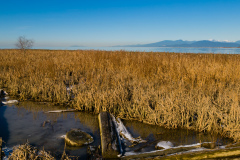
[0,101,233,159]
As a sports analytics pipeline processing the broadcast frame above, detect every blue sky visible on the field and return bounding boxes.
[0,0,240,47]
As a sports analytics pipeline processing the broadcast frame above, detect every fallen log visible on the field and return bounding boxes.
[98,112,122,158]
[153,147,240,160]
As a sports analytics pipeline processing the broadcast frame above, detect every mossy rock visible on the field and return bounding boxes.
[65,129,94,147]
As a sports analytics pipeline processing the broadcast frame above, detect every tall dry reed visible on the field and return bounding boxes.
[1,49,240,141]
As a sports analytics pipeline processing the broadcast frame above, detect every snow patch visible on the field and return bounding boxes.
[1,100,19,105]
[156,141,174,149]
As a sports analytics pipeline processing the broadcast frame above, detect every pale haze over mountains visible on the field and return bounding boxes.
[117,40,240,48]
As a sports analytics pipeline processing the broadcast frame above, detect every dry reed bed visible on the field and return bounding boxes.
[8,142,71,160]
[1,49,240,141]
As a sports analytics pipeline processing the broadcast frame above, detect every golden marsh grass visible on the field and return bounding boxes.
[1,49,240,141]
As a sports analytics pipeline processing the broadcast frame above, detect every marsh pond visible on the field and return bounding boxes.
[0,100,235,159]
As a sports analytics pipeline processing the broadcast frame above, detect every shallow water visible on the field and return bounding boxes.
[123,120,231,153]
[0,101,233,159]
[0,101,100,159]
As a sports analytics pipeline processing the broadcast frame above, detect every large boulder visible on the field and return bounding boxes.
[65,129,94,147]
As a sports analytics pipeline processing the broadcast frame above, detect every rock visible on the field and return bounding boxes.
[65,129,94,147]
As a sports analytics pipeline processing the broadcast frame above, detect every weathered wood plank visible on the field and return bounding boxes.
[98,112,122,158]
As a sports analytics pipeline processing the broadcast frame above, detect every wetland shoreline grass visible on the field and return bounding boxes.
[1,49,240,141]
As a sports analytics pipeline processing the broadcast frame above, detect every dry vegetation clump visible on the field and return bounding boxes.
[1,49,240,141]
[8,142,72,160]
[8,143,55,160]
